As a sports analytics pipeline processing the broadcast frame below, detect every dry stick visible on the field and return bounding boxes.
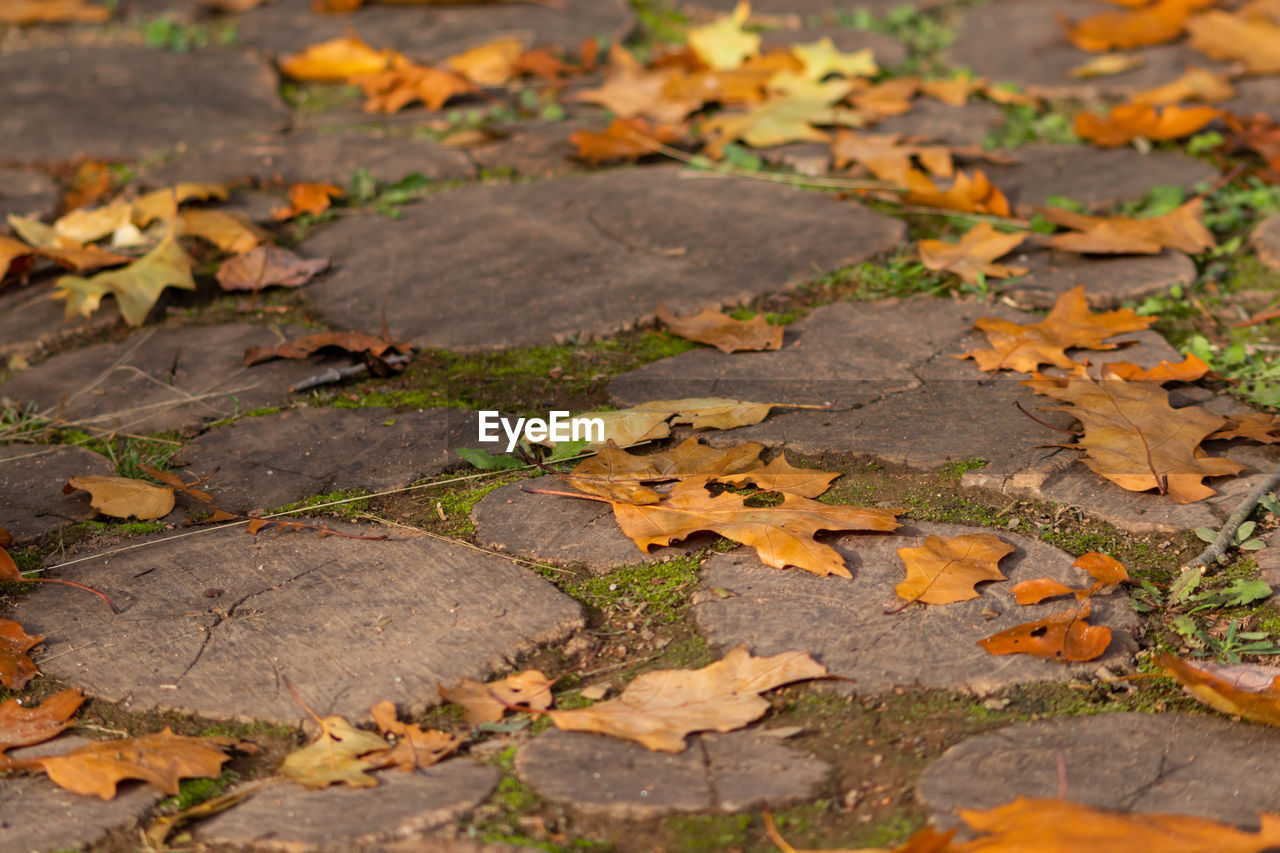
[291,353,412,392]
[1186,460,1280,569]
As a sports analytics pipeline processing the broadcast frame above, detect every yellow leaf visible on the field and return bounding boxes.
[62,475,175,520]
[281,714,390,789]
[791,38,878,80]
[444,36,526,85]
[1068,52,1146,77]
[895,532,1013,606]
[54,220,194,326]
[918,223,1028,285]
[279,35,404,81]
[178,210,265,254]
[132,183,229,227]
[688,0,761,71]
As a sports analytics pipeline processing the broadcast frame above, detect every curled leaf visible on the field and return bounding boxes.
[977,600,1111,662]
[656,304,783,353]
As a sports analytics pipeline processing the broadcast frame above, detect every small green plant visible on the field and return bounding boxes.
[984,103,1080,150]
[1201,176,1280,235]
[345,169,440,218]
[139,15,237,51]
[1171,615,1280,662]
[837,5,955,73]
[1196,520,1267,553]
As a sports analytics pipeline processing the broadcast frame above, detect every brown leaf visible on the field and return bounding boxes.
[138,465,216,504]
[443,37,526,86]
[36,728,237,800]
[717,453,840,499]
[368,701,462,771]
[977,600,1111,662]
[1103,353,1210,382]
[272,183,344,221]
[1209,412,1280,442]
[562,438,764,504]
[0,689,84,755]
[0,0,109,23]
[0,523,11,548]
[1075,102,1220,147]
[571,44,703,124]
[1074,551,1129,584]
[0,620,43,690]
[1186,8,1280,74]
[1039,199,1214,254]
[177,210,265,254]
[656,304,783,353]
[438,669,554,726]
[63,475,175,520]
[1131,66,1235,104]
[1068,52,1146,78]
[552,398,808,452]
[894,532,1013,606]
[1009,552,1128,604]
[243,331,409,366]
[569,117,681,164]
[281,714,390,789]
[351,64,476,113]
[216,246,330,291]
[918,223,1028,285]
[902,169,1011,217]
[1161,652,1280,726]
[546,645,827,751]
[132,183,229,227]
[958,285,1155,373]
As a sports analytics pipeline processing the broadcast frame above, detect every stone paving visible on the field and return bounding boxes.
[4,0,1280,851]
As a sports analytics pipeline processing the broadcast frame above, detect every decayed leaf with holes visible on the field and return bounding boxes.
[1187,9,1280,74]
[1039,199,1214,254]
[547,645,827,751]
[570,117,682,164]
[34,729,240,800]
[563,438,764,503]
[717,453,841,499]
[572,45,702,125]
[958,285,1154,373]
[1209,412,1280,442]
[368,701,462,771]
[443,37,525,85]
[272,183,344,221]
[1132,67,1235,104]
[1063,0,1212,51]
[1075,103,1220,146]
[1104,353,1210,382]
[902,169,1010,217]
[918,224,1028,286]
[216,246,330,291]
[1023,368,1245,502]
[656,304,783,353]
[178,210,265,254]
[978,600,1111,661]
[438,670,554,726]
[894,532,1013,606]
[63,475,176,519]
[1160,653,1280,726]
[791,38,877,80]
[282,715,391,789]
[609,481,900,577]
[279,36,404,81]
[0,620,42,690]
[0,0,109,23]
[0,689,83,755]
[244,331,409,366]
[688,0,760,71]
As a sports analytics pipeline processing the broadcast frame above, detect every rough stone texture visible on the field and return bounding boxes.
[177,407,485,512]
[1253,213,1280,272]
[196,760,498,851]
[0,324,351,435]
[1000,248,1195,309]
[874,100,1006,147]
[10,523,584,723]
[136,131,475,188]
[0,47,287,162]
[300,167,906,351]
[0,444,115,543]
[517,729,829,818]
[466,122,583,179]
[611,299,1260,534]
[0,280,124,364]
[471,478,709,571]
[0,736,162,853]
[688,0,944,18]
[233,0,633,57]
[693,521,1140,695]
[0,168,59,227]
[950,0,1231,97]
[981,146,1220,212]
[1224,77,1280,122]
[918,713,1280,830]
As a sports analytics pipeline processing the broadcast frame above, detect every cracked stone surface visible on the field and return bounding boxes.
[0,736,162,853]
[516,730,830,818]
[300,167,905,351]
[917,713,1280,830]
[693,521,1140,694]
[176,407,485,513]
[195,760,499,851]
[0,324,349,435]
[0,47,287,162]
[1253,213,1280,272]
[875,100,1006,147]
[0,168,59,226]
[611,298,1261,533]
[471,478,709,572]
[949,0,1231,97]
[1000,248,1195,309]
[0,280,124,364]
[0,444,115,544]
[10,522,584,723]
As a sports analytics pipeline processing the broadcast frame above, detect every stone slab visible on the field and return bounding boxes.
[471,478,708,572]
[917,713,1280,830]
[1253,213,1280,272]
[1225,78,1280,122]
[688,0,944,18]
[11,522,583,723]
[196,759,498,851]
[0,280,123,364]
[0,168,59,226]
[300,167,906,351]
[0,47,287,162]
[466,122,582,179]
[0,444,115,543]
[1000,248,1195,309]
[516,729,829,818]
[950,0,1232,97]
[874,100,1005,147]
[693,521,1140,694]
[0,324,351,435]
[177,406,486,512]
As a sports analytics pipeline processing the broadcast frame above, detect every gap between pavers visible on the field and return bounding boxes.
[0,444,115,544]
[1000,248,1194,310]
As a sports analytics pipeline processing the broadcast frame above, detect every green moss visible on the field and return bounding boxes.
[433,475,524,536]
[158,770,241,811]
[78,519,168,537]
[280,81,361,114]
[805,252,952,301]
[242,406,285,418]
[660,813,752,852]
[268,489,373,519]
[197,720,298,740]
[938,458,987,480]
[905,493,1003,526]
[859,813,927,847]
[572,555,701,624]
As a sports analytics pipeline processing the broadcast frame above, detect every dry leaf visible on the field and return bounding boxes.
[569,117,681,164]
[272,183,344,221]
[562,438,764,504]
[1209,412,1280,442]
[551,397,803,451]
[0,524,11,548]
[977,600,1111,661]
[656,304,782,353]
[1186,9,1280,74]
[178,210,265,254]
[1161,653,1280,726]
[1009,577,1080,605]
[1039,199,1214,254]
[0,689,83,755]
[1063,0,1212,51]
[701,86,861,155]
[831,130,987,184]
[63,475,175,519]
[36,729,239,800]
[958,285,1155,373]
[1075,102,1220,146]
[918,223,1027,285]
[1132,66,1235,104]
[216,246,330,291]
[717,453,840,499]
[688,0,760,71]
[243,331,409,366]
[281,714,390,789]
[547,645,827,751]
[439,670,553,726]
[791,38,877,80]
[895,532,1013,606]
[444,37,525,85]
[1104,353,1210,382]
[902,169,1011,217]
[53,198,134,246]
[279,36,404,81]
[1010,553,1127,604]
[1074,551,1129,584]
[1068,53,1146,78]
[0,0,109,23]
[368,701,462,771]
[848,77,919,119]
[132,183,229,227]
[352,63,477,113]
[0,620,42,691]
[572,45,702,125]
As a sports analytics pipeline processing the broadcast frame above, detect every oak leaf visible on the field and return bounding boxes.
[368,701,461,771]
[1075,102,1220,147]
[562,438,764,504]
[656,304,782,353]
[443,37,526,85]
[0,619,42,691]
[546,645,827,751]
[0,689,83,755]
[1063,0,1212,51]
[438,669,554,726]
[688,0,760,71]
[279,36,404,81]
[717,453,840,499]
[281,714,391,789]
[918,223,1028,285]
[1132,66,1235,104]
[1160,653,1280,726]
[1038,199,1214,254]
[0,0,109,22]
[977,600,1111,661]
[572,45,702,124]
[1186,9,1280,74]
[550,397,807,451]
[216,246,330,291]
[37,728,239,799]
[272,182,344,221]
[569,117,681,164]
[243,331,409,366]
[63,475,176,520]
[1103,352,1210,382]
[894,532,1012,607]
[958,285,1155,373]
[1209,412,1280,442]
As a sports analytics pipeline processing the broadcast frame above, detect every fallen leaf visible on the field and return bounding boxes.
[1132,66,1235,104]
[0,524,11,548]
[791,38,877,80]
[902,169,1011,217]
[1009,577,1080,605]
[281,715,390,789]
[894,532,1013,606]
[688,0,760,71]
[977,600,1111,661]
[958,285,1155,373]
[132,183,229,227]
[63,475,176,519]
[0,620,42,691]
[656,304,783,353]
[918,223,1028,285]
[0,0,109,23]
[831,131,965,184]
[1023,367,1245,502]
[1010,553,1128,604]
[439,670,554,726]
[919,73,981,105]
[272,182,344,221]
[1225,113,1280,175]
[573,45,700,123]
[717,453,840,499]
[1209,411,1280,442]
[0,236,40,283]
[701,86,861,155]
[279,36,404,81]
[1063,0,1212,51]
[1186,8,1280,74]
[552,398,809,451]
[53,198,134,246]
[1103,352,1210,382]
[38,729,239,800]
[0,689,83,755]
[178,210,265,254]
[39,244,131,274]
[1068,52,1146,78]
[1074,551,1130,584]
[569,117,681,164]
[514,47,574,79]
[216,246,330,291]
[444,37,526,85]
[1160,652,1280,726]
[848,77,919,119]
[243,331,409,366]
[1039,199,1214,254]
[368,701,462,770]
[562,438,764,504]
[352,63,477,113]
[1075,102,1220,146]
[547,645,827,751]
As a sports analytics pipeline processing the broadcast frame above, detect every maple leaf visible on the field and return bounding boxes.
[178,210,265,254]
[977,600,1112,662]
[1038,199,1214,254]
[1023,368,1245,502]
[243,331,409,366]
[546,645,826,751]
[1075,102,1220,147]
[1186,9,1280,74]
[0,619,42,691]
[281,714,391,789]
[919,73,986,105]
[791,38,877,80]
[1068,53,1147,78]
[569,117,681,164]
[918,223,1028,286]
[656,304,782,353]
[1132,66,1235,104]
[701,87,862,155]
[717,453,841,499]
[1160,653,1280,726]
[216,246,330,291]
[958,285,1155,373]
[35,729,239,800]
[63,475,176,520]
[572,45,702,124]
[894,532,1013,607]
[279,36,404,81]
[831,130,980,184]
[439,670,554,726]
[443,37,526,85]
[688,0,760,71]
[0,0,108,23]
[563,438,764,504]
[1062,0,1212,51]
[368,701,461,771]
[1104,353,1210,382]
[272,182,345,221]
[902,169,1010,217]
[0,689,83,755]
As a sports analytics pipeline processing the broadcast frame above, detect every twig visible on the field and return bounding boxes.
[1186,461,1280,568]
[291,354,412,392]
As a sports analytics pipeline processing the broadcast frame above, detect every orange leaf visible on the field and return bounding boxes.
[368,701,462,771]
[894,532,1013,606]
[1131,67,1235,105]
[1186,9,1280,74]
[1063,0,1212,51]
[1103,353,1210,382]
[0,0,108,23]
[977,601,1111,662]
[1073,551,1129,584]
[0,689,84,755]
[1209,412,1280,443]
[561,438,764,504]
[35,728,240,800]
[1161,653,1280,726]
[717,453,841,499]
[272,183,345,221]
[569,117,680,164]
[0,619,43,690]
[918,223,1028,285]
[1075,102,1220,146]
[351,63,476,113]
[444,37,526,86]
[1009,577,1079,605]
[279,36,403,81]
[655,304,782,353]
[439,669,554,726]
[572,44,703,125]
[1039,199,1214,254]
[903,169,1010,217]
